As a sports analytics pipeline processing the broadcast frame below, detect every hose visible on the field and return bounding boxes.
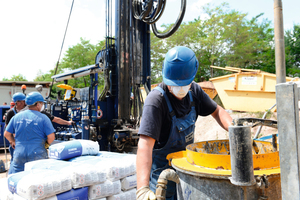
[151,0,186,38]
[155,168,180,200]
[132,0,186,39]
[133,0,153,21]
[143,0,166,24]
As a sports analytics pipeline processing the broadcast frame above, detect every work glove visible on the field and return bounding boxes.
[45,142,50,149]
[136,186,156,200]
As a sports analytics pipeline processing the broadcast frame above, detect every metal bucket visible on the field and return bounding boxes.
[175,167,281,200]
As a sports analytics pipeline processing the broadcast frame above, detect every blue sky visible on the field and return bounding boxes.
[0,0,299,81]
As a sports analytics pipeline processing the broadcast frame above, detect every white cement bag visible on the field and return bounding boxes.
[8,170,72,200]
[88,180,121,199]
[69,154,136,181]
[14,187,89,200]
[25,159,107,188]
[105,156,136,181]
[107,188,136,200]
[25,159,71,171]
[121,174,137,191]
[0,177,13,200]
[49,140,99,160]
[60,163,107,188]
[97,151,136,159]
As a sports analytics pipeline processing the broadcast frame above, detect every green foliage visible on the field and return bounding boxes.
[33,38,106,99]
[150,32,167,84]
[285,24,300,77]
[7,74,28,81]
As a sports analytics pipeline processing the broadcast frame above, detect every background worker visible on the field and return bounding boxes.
[4,93,26,161]
[5,93,73,161]
[136,46,233,200]
[4,92,55,174]
[5,93,26,125]
[10,102,15,109]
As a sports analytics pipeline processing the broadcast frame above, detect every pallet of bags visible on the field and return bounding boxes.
[25,159,107,189]
[49,140,99,160]
[13,187,89,200]
[107,188,136,200]
[88,179,121,199]
[7,169,72,200]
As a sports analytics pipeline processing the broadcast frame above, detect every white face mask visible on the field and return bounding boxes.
[170,84,191,99]
[40,103,45,112]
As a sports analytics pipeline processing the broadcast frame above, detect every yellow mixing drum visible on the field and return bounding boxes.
[163,120,281,200]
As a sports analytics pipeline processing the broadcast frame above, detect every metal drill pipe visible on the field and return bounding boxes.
[274,0,286,84]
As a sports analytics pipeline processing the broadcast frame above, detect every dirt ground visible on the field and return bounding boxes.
[0,110,278,179]
[194,110,278,142]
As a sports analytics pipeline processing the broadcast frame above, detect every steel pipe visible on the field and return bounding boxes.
[274,0,286,83]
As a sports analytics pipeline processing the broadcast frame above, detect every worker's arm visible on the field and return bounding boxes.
[52,117,73,126]
[137,135,156,188]
[211,105,232,131]
[136,135,156,200]
[47,133,55,145]
[4,130,15,149]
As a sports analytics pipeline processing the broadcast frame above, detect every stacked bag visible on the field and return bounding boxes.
[6,140,137,200]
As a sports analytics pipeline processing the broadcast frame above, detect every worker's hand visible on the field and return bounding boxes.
[67,121,74,126]
[45,142,50,149]
[136,186,156,200]
[10,142,15,149]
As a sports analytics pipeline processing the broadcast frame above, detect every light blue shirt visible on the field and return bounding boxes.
[6,110,55,140]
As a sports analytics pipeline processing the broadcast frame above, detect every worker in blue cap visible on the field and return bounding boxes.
[136,46,233,200]
[4,92,55,174]
[5,91,73,163]
[4,92,26,162]
[5,92,26,125]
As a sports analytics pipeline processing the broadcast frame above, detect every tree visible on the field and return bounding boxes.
[9,74,28,81]
[285,24,300,77]
[149,3,276,81]
[59,38,100,88]
[34,38,106,99]
[150,32,167,84]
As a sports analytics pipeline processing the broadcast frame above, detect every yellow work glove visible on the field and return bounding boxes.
[136,186,156,200]
[45,142,50,149]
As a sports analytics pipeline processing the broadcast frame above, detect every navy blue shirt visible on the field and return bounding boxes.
[138,81,217,149]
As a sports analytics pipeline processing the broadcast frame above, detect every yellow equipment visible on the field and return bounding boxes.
[57,84,77,101]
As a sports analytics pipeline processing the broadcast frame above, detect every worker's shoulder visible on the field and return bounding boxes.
[144,87,165,107]
[190,81,207,99]
[6,108,15,116]
[20,110,47,118]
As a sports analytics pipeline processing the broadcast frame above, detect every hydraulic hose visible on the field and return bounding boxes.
[132,0,186,39]
[151,0,186,38]
[133,0,153,21]
[143,0,166,24]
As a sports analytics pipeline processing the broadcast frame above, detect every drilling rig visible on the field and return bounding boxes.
[49,0,185,152]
